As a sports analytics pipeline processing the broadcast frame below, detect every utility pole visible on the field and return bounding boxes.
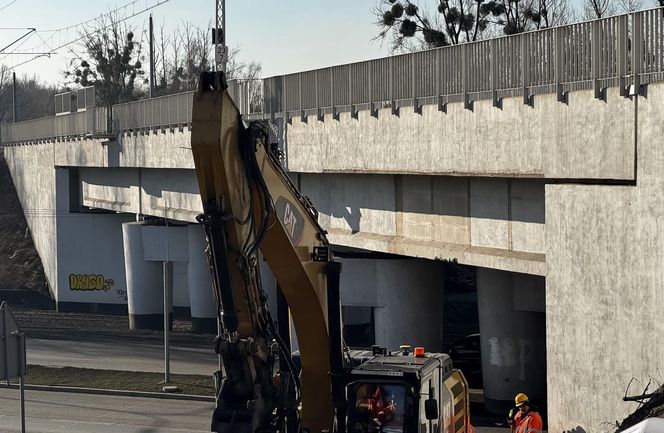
[149,14,155,98]
[163,259,172,384]
[214,0,227,72]
[163,220,172,386]
[12,71,16,123]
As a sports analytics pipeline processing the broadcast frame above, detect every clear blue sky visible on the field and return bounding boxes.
[0,0,391,84]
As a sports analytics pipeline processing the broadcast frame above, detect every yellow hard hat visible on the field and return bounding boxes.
[515,393,529,407]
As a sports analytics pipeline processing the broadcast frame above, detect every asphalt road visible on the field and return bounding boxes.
[0,388,213,432]
[27,337,219,375]
[0,387,511,433]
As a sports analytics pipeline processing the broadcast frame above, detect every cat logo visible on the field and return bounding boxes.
[275,196,304,246]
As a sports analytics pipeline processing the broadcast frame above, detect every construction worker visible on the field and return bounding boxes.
[508,393,543,433]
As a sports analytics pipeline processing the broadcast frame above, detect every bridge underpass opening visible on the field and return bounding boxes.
[477,268,546,418]
[280,248,546,417]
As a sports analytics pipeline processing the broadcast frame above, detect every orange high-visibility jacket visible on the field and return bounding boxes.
[514,409,543,433]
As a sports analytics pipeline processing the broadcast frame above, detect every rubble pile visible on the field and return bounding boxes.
[616,385,664,432]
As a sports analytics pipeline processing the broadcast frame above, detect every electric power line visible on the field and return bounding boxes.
[4,0,170,70]
[0,0,18,13]
[0,28,34,53]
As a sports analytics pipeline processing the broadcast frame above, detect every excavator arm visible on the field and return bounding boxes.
[191,72,345,433]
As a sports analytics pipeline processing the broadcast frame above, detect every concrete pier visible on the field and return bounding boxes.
[123,222,164,330]
[477,268,546,413]
[187,224,217,334]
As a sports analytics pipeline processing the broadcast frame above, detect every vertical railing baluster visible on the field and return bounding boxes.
[618,15,627,96]
[283,75,289,122]
[349,65,356,119]
[298,72,305,122]
[633,12,643,95]
[462,43,470,110]
[491,38,498,107]
[412,53,420,113]
[369,61,376,117]
[436,47,443,111]
[330,68,336,120]
[389,56,396,115]
[592,19,601,99]
[521,33,530,105]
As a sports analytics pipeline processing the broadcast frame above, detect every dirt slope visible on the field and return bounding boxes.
[0,152,47,294]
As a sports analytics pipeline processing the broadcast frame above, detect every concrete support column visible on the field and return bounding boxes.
[172,261,190,313]
[477,268,546,414]
[187,224,217,333]
[123,222,164,330]
[338,257,444,352]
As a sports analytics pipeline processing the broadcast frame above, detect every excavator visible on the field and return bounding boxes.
[190,70,472,433]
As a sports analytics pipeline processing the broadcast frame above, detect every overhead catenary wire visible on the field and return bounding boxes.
[0,0,18,13]
[2,0,170,70]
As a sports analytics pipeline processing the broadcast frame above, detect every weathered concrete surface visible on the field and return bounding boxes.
[3,145,134,305]
[3,144,57,291]
[301,173,545,276]
[287,88,634,180]
[53,131,195,169]
[80,167,202,222]
[338,257,445,351]
[545,85,664,433]
[68,165,547,275]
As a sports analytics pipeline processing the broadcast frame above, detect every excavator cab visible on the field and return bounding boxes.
[346,348,470,433]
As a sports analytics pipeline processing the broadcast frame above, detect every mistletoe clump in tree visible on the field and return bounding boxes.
[65,15,145,107]
[377,0,571,51]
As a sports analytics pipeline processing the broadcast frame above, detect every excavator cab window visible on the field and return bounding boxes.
[347,382,409,433]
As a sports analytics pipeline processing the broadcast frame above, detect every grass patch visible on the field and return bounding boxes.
[19,365,215,396]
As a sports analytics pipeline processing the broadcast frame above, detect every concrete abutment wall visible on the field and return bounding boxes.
[545,84,664,433]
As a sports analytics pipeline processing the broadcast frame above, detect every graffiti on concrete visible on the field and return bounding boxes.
[69,274,114,291]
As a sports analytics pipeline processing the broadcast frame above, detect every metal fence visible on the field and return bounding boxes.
[3,8,664,143]
[0,79,254,144]
[0,107,108,144]
[261,7,664,118]
[110,79,254,132]
[112,90,194,132]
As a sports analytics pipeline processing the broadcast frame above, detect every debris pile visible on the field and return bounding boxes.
[616,384,664,432]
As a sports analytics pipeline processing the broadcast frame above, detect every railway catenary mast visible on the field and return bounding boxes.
[214,0,227,72]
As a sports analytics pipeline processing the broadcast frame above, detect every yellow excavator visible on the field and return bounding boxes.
[190,71,471,433]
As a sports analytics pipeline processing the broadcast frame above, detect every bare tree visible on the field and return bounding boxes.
[0,65,12,123]
[582,0,616,19]
[0,65,57,123]
[152,22,170,95]
[178,22,213,91]
[148,20,263,109]
[226,47,263,112]
[538,0,575,27]
[616,0,642,13]
[64,12,146,107]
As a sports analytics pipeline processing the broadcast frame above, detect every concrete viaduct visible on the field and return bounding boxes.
[3,8,664,433]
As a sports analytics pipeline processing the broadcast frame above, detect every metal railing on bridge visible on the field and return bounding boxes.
[111,80,255,132]
[0,107,108,144]
[0,80,253,144]
[261,7,664,119]
[2,8,664,144]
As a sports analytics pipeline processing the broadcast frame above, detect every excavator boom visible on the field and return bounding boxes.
[190,71,470,433]
[190,72,344,433]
